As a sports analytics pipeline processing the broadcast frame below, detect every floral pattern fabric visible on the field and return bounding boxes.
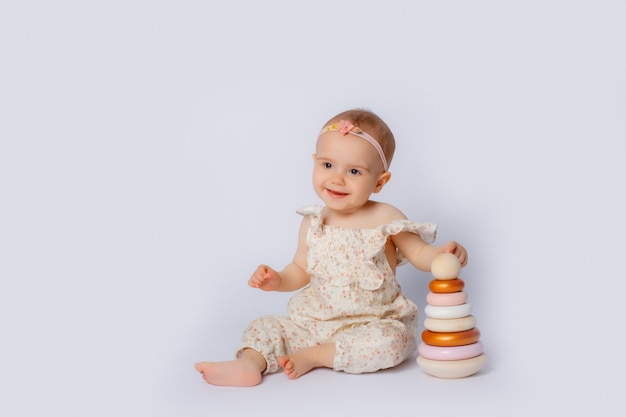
[237,205,437,374]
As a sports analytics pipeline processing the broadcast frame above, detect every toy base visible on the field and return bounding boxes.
[417,353,487,379]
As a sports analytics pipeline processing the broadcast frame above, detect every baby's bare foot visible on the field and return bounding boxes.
[278,344,335,380]
[278,351,317,380]
[194,360,262,387]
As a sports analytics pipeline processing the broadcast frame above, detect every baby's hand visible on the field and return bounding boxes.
[248,265,281,291]
[439,241,468,267]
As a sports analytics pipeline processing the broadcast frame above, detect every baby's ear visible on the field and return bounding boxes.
[311,153,316,161]
[373,171,392,193]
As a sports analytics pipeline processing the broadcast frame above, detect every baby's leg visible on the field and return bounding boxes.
[334,319,417,374]
[196,315,316,384]
[278,343,335,380]
[237,315,310,374]
[195,348,266,387]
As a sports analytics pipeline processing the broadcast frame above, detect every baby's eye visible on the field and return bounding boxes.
[323,162,332,168]
[349,168,361,176]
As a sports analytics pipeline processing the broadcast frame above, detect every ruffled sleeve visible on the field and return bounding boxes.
[379,219,437,266]
[381,219,437,244]
[296,205,324,234]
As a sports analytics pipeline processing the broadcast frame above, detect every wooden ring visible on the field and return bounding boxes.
[417,353,487,379]
[421,328,481,347]
[429,278,464,293]
[424,316,477,333]
[426,291,468,306]
[425,303,472,320]
[418,341,483,361]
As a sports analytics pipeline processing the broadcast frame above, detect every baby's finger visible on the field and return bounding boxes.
[248,274,264,288]
[441,241,457,254]
[458,252,468,267]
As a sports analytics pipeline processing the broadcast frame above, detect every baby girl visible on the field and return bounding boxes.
[195,109,467,386]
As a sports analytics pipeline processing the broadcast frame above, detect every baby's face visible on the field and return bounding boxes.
[312,131,387,215]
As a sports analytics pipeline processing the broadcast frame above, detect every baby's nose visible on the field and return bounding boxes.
[330,173,345,184]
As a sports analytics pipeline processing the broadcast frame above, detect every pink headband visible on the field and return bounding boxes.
[319,120,389,171]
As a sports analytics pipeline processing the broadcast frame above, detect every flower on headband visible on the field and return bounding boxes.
[337,120,361,135]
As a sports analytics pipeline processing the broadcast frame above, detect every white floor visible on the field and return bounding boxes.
[3,261,620,417]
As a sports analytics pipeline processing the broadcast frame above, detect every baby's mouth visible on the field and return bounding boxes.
[326,189,349,198]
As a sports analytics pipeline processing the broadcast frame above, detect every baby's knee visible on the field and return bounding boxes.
[333,322,417,374]
[241,316,290,348]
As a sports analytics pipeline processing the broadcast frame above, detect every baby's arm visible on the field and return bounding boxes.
[374,203,467,271]
[248,216,311,292]
[392,232,468,272]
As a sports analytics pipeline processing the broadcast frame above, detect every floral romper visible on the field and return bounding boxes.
[237,205,436,374]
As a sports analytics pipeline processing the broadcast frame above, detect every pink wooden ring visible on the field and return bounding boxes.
[418,341,483,361]
[426,291,468,306]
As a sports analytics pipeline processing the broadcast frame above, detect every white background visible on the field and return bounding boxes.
[1,1,625,416]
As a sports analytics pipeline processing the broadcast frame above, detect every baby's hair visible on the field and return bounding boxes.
[323,108,396,169]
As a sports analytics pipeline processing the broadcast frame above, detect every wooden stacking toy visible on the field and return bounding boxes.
[416,253,487,378]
